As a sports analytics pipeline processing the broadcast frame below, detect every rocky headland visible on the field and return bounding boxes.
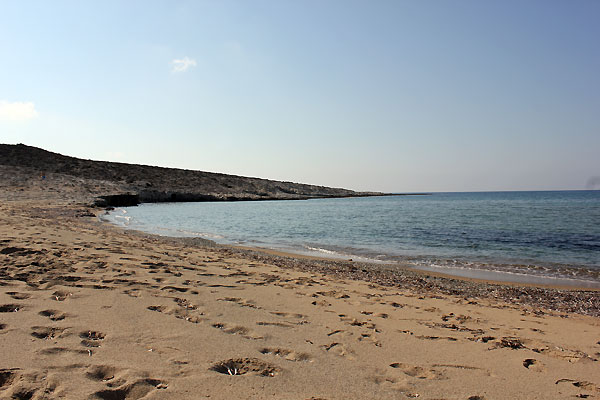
[0,144,385,206]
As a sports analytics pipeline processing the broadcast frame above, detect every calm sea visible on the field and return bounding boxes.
[104,191,600,288]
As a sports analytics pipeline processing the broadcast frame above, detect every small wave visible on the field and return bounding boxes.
[174,229,224,239]
[106,213,132,227]
[304,245,341,256]
[301,245,382,263]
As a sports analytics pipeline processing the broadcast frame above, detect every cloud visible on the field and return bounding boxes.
[0,100,38,121]
[171,57,197,73]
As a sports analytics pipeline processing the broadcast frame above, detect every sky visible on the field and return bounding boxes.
[1,0,599,193]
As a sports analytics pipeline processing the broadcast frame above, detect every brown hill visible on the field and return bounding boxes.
[0,144,383,206]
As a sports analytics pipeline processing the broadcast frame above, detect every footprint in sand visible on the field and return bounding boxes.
[218,297,259,309]
[531,344,596,363]
[123,289,141,298]
[86,365,119,381]
[321,342,355,359]
[339,315,374,328]
[0,246,43,256]
[86,365,127,388]
[39,309,67,321]
[0,304,22,312]
[212,323,263,340]
[0,368,19,390]
[31,326,68,340]
[368,369,410,392]
[160,285,188,293]
[210,358,279,377]
[470,335,496,343]
[492,337,526,349]
[51,290,73,301]
[523,358,546,372]
[172,297,199,310]
[259,347,312,362]
[555,378,600,393]
[147,305,205,324]
[39,347,90,356]
[170,308,205,323]
[5,382,42,399]
[389,362,443,380]
[358,332,381,347]
[441,313,472,323]
[5,292,31,300]
[80,330,106,348]
[92,378,167,399]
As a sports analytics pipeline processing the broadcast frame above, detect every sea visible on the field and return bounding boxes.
[103,191,600,288]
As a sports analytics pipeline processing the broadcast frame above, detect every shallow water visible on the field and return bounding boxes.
[104,191,600,288]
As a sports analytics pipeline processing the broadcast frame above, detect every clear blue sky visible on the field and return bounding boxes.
[1,0,599,192]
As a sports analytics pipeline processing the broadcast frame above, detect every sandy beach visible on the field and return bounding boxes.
[2,0,599,395]
[0,176,599,399]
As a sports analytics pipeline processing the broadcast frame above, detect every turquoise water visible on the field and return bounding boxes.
[105,191,600,288]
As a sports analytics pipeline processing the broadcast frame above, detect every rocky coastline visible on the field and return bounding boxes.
[0,144,387,207]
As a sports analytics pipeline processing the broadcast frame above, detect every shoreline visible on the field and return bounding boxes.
[102,208,600,292]
[98,213,600,317]
[103,193,600,293]
[232,244,600,292]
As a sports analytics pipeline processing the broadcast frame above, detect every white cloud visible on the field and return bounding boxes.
[171,57,197,73]
[0,100,38,121]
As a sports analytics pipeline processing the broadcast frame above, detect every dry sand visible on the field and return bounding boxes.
[1,184,599,399]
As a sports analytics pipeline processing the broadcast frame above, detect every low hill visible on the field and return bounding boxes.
[0,144,383,206]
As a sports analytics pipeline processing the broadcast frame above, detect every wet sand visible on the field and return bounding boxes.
[1,187,599,399]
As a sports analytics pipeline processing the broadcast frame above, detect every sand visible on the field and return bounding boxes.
[1,189,599,399]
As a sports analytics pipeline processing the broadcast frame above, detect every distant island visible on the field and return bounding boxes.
[0,144,389,207]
